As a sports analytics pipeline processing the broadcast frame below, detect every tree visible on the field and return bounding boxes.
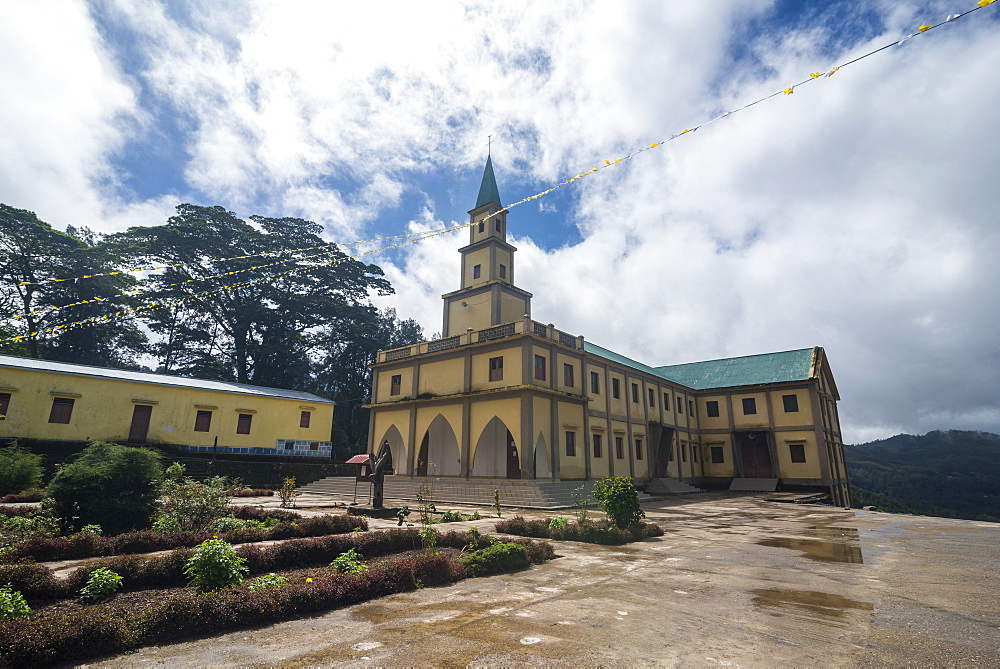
[106,205,393,385]
[46,441,163,534]
[593,477,645,529]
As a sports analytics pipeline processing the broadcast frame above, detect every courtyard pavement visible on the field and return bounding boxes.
[97,492,999,667]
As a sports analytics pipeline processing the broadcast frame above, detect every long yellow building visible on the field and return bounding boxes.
[367,157,850,505]
[0,354,335,457]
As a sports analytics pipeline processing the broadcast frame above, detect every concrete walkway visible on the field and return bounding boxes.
[97,493,1000,666]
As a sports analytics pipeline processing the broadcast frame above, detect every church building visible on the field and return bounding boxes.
[366,158,850,505]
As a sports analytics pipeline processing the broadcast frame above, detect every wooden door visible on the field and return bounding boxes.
[506,430,520,479]
[129,405,152,443]
[740,434,773,478]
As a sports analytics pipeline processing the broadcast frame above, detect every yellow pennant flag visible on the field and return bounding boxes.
[978,0,994,6]
[783,87,794,95]
[918,24,932,32]
[809,72,822,78]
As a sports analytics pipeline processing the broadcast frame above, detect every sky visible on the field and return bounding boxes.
[1,0,998,444]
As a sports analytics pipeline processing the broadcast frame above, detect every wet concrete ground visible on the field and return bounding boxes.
[98,493,999,667]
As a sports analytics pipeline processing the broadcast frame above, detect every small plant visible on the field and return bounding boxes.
[458,542,529,577]
[279,477,300,508]
[211,516,269,533]
[440,510,462,522]
[0,584,30,619]
[396,508,411,526]
[470,510,482,520]
[592,477,645,529]
[419,525,438,554]
[152,475,233,534]
[79,567,123,602]
[548,517,569,529]
[493,489,502,518]
[572,484,591,522]
[331,547,368,574]
[164,461,186,481]
[466,525,482,550]
[247,573,289,591]
[184,537,249,592]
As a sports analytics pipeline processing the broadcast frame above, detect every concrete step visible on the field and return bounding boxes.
[729,477,779,492]
[647,478,704,495]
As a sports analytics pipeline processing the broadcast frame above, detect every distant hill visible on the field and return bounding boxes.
[844,430,1000,523]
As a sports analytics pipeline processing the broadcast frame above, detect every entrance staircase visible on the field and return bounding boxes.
[646,478,704,496]
[297,477,659,509]
[728,478,779,492]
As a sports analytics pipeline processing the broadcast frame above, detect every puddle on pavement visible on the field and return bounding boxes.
[757,534,863,563]
[751,588,873,618]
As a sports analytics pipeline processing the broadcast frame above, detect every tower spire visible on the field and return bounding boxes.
[475,154,502,209]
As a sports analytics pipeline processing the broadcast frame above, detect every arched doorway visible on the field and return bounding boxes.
[471,416,520,479]
[416,414,461,476]
[374,424,406,476]
[534,433,550,479]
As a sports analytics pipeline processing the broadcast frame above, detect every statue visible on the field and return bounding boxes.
[368,441,392,509]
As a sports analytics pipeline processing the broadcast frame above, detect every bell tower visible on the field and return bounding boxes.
[441,155,532,337]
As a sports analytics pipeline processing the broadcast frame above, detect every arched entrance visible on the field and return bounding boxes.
[374,424,406,476]
[416,414,461,476]
[534,433,550,479]
[471,416,520,479]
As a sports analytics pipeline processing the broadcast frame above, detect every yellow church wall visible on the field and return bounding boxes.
[698,394,729,429]
[470,345,522,391]
[701,436,733,477]
[557,401,586,479]
[372,409,411,457]
[461,247,491,288]
[0,366,333,451]
[529,350,548,388]
[376,367,413,403]
[417,358,465,396]
[589,418,610,478]
[532,396,552,441]
[499,291,528,324]
[555,351,584,395]
[448,296,491,334]
[496,248,512,280]
[469,396,523,466]
[769,388,814,427]
[608,371,627,416]
[775,431,823,479]
[414,404,465,457]
[731,391,769,428]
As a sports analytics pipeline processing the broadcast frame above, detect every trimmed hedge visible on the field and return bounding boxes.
[495,516,664,545]
[0,510,366,563]
[459,542,529,577]
[1,491,45,504]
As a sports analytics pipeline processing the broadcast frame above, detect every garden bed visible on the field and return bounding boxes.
[495,516,664,544]
[0,529,554,668]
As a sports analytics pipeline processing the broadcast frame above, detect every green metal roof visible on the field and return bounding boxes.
[655,348,815,390]
[583,342,815,391]
[475,155,502,209]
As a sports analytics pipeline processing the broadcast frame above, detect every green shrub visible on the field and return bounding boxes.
[439,510,462,522]
[153,476,233,534]
[47,442,163,535]
[184,537,248,592]
[0,499,62,552]
[75,524,103,536]
[211,516,270,533]
[247,573,288,591]
[0,443,43,497]
[459,542,529,577]
[548,517,568,529]
[79,567,122,602]
[0,584,30,620]
[593,476,645,529]
[331,547,368,574]
[495,516,663,545]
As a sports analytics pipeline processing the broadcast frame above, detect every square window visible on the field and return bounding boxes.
[472,264,481,279]
[237,413,253,434]
[390,374,402,395]
[565,431,576,457]
[648,388,655,407]
[563,363,574,387]
[0,392,10,420]
[612,378,621,399]
[592,433,602,458]
[789,444,806,463]
[300,411,311,428]
[284,440,295,450]
[742,397,757,415]
[631,383,639,403]
[634,438,643,460]
[48,397,74,424]
[711,446,725,464]
[489,356,504,382]
[615,436,624,459]
[310,441,320,451]
[783,394,799,412]
[534,355,546,381]
[194,410,212,432]
[590,371,600,394]
[499,264,507,279]
[706,400,720,418]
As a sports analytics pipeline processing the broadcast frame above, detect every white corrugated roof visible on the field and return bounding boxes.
[0,354,334,404]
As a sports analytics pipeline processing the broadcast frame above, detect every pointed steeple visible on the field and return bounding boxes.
[475,155,502,209]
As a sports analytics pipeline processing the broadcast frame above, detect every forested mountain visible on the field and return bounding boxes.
[0,203,423,455]
[845,430,1000,522]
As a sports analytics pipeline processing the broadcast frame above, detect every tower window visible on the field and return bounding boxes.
[499,264,506,279]
[706,400,720,418]
[592,433,602,458]
[495,219,501,232]
[590,371,599,394]
[390,374,402,395]
[782,394,799,412]
[489,356,504,381]
[563,363,574,387]
[534,355,546,381]
[472,264,481,279]
[478,220,484,233]
[742,397,757,415]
